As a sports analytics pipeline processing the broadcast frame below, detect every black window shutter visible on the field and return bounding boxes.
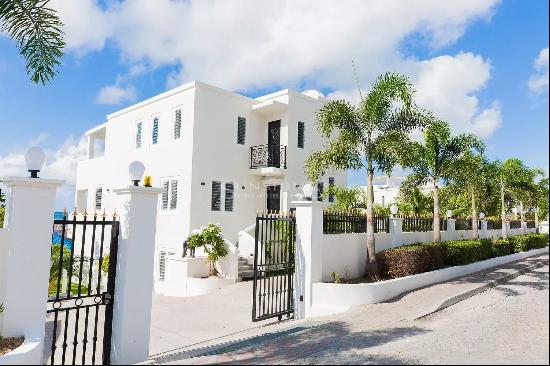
[211,181,222,211]
[328,177,335,203]
[317,182,324,202]
[237,117,246,145]
[170,180,178,210]
[95,188,103,210]
[298,122,305,148]
[225,182,234,211]
[174,109,182,139]
[161,180,169,210]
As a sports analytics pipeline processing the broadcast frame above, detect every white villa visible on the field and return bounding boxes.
[75,80,346,291]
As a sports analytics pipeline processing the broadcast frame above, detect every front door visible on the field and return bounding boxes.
[267,120,281,167]
[266,185,281,212]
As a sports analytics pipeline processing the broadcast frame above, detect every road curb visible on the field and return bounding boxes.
[415,256,549,320]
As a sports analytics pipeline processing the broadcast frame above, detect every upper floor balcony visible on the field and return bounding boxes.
[249,145,287,177]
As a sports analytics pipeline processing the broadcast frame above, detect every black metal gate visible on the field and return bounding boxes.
[252,212,295,322]
[46,211,119,365]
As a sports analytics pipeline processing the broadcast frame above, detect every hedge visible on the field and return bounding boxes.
[377,233,548,279]
[376,243,445,278]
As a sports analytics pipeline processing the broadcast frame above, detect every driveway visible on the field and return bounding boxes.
[149,281,293,357]
[149,256,549,364]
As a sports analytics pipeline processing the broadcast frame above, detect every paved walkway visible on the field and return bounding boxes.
[146,252,548,365]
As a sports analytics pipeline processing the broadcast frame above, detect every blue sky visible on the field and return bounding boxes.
[0,0,548,205]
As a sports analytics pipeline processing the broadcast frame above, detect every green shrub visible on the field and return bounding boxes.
[491,238,513,257]
[442,239,493,266]
[508,233,549,253]
[376,243,445,278]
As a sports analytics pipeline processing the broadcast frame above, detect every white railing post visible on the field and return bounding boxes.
[292,200,325,320]
[0,176,63,361]
[480,220,488,239]
[389,217,403,248]
[110,185,161,365]
[446,219,456,240]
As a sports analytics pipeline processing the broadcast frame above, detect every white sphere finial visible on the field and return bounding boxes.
[25,146,46,178]
[446,210,453,219]
[479,212,485,220]
[302,183,314,200]
[129,161,145,186]
[390,204,398,216]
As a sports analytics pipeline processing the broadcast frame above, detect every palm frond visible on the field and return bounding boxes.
[0,0,65,84]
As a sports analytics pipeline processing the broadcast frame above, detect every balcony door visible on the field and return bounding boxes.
[268,120,281,168]
[266,185,281,212]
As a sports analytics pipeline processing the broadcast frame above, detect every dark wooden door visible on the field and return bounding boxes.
[266,185,281,212]
[267,120,281,167]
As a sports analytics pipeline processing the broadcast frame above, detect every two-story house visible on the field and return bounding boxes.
[75,81,346,283]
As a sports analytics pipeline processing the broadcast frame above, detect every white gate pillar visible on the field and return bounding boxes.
[0,177,63,355]
[479,220,488,239]
[389,217,403,248]
[292,200,325,320]
[110,185,160,365]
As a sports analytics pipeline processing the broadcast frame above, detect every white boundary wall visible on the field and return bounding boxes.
[321,223,536,282]
[312,246,548,317]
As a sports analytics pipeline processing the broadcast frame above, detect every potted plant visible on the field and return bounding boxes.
[187,224,229,277]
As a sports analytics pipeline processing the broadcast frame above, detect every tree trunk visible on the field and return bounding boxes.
[471,188,479,240]
[520,201,526,234]
[500,177,507,238]
[433,182,441,242]
[365,165,378,274]
[535,206,539,233]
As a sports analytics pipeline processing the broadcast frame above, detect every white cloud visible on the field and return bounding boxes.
[328,53,502,138]
[528,47,549,94]
[0,136,88,209]
[95,84,137,105]
[50,0,499,91]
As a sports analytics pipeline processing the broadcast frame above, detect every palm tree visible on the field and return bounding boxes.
[497,159,543,237]
[402,118,484,242]
[450,151,490,239]
[0,0,65,83]
[532,177,549,230]
[305,72,422,273]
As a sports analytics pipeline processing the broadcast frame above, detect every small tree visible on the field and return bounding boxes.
[187,224,229,276]
[324,185,367,210]
[401,118,484,242]
[306,72,422,273]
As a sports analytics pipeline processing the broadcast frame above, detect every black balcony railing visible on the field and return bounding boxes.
[250,145,287,169]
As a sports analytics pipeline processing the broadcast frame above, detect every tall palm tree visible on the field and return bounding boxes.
[497,159,543,237]
[402,118,484,242]
[450,151,490,239]
[305,72,422,273]
[0,0,64,83]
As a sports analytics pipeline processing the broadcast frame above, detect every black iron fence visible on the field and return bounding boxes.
[455,219,473,231]
[486,220,502,230]
[402,216,434,232]
[526,220,536,229]
[509,220,522,229]
[250,145,287,169]
[323,210,389,234]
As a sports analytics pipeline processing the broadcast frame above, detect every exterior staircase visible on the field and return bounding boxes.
[238,256,255,281]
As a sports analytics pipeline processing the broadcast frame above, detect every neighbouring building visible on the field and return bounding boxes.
[75,81,346,289]
[363,176,434,207]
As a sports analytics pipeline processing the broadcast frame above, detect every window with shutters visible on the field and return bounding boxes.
[298,121,305,148]
[170,180,178,210]
[161,180,169,210]
[328,177,335,203]
[152,116,159,144]
[225,182,234,211]
[136,122,142,148]
[317,182,324,202]
[211,181,222,211]
[237,117,246,145]
[158,251,166,281]
[95,187,103,210]
[174,109,182,140]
